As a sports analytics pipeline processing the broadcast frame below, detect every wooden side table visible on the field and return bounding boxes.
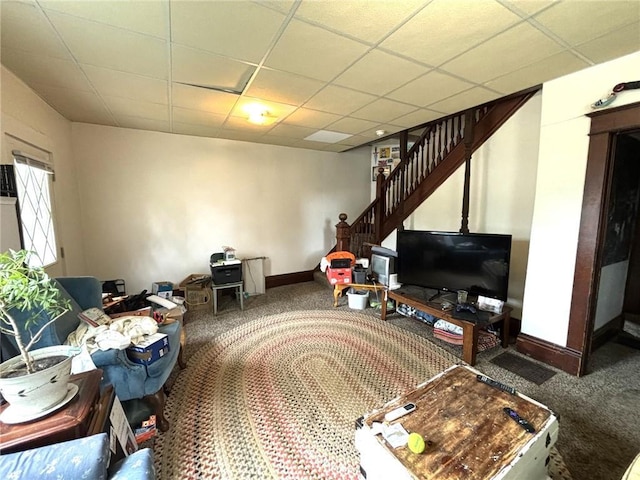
[0,369,110,454]
[382,289,510,366]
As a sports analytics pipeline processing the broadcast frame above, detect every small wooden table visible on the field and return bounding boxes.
[381,289,510,366]
[333,282,385,307]
[0,369,110,454]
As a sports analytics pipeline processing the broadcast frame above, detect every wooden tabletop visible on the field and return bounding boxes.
[0,369,103,453]
[364,365,553,479]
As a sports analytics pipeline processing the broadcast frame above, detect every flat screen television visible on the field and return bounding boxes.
[396,230,512,301]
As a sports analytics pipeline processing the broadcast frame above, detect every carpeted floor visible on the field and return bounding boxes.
[156,282,640,480]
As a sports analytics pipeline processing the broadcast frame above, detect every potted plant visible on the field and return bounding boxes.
[0,249,77,418]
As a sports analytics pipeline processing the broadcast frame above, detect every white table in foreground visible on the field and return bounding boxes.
[356,365,559,480]
[211,281,244,315]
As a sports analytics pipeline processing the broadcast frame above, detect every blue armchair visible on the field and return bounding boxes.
[0,276,183,431]
[0,432,155,479]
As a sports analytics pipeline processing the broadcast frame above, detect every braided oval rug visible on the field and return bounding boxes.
[155,310,571,479]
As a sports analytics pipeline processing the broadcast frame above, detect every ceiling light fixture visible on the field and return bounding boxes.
[245,103,278,126]
[376,129,386,137]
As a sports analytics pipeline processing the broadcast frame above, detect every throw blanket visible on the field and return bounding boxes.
[66,316,158,353]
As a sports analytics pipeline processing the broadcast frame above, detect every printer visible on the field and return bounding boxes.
[210,253,242,285]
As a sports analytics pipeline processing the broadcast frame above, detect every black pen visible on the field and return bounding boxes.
[503,407,536,433]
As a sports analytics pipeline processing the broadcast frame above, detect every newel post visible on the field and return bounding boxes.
[460,110,474,234]
[375,167,386,244]
[336,213,350,252]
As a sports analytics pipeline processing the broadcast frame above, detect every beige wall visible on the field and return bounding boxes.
[1,66,86,277]
[71,124,371,292]
[522,50,640,347]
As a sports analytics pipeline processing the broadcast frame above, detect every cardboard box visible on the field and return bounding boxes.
[327,267,352,285]
[179,274,212,311]
[152,281,173,300]
[126,333,170,365]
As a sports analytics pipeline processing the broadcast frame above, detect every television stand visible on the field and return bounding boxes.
[381,289,511,366]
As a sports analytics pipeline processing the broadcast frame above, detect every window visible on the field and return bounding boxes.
[12,150,57,268]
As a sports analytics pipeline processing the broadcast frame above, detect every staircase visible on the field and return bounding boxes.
[343,87,539,257]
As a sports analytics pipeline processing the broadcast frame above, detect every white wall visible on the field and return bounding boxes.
[396,92,543,319]
[71,124,371,293]
[1,66,86,276]
[522,51,640,347]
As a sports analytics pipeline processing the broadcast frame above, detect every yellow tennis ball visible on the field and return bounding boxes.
[407,432,426,454]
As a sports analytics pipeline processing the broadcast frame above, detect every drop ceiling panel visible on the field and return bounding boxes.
[32,84,115,124]
[170,1,285,63]
[391,108,443,128]
[244,69,325,106]
[267,123,318,139]
[574,22,640,64]
[265,19,370,82]
[501,0,557,16]
[325,117,379,135]
[388,70,475,107]
[428,87,501,115]
[534,0,640,46]
[171,83,239,115]
[280,108,342,129]
[351,98,418,123]
[294,0,428,44]
[172,122,219,138]
[380,0,522,67]
[39,0,168,38]
[114,116,170,133]
[1,49,93,91]
[1,2,72,59]
[172,107,227,128]
[333,49,430,96]
[82,65,168,104]
[171,44,255,92]
[46,11,168,78]
[303,85,377,116]
[441,23,565,83]
[485,51,589,95]
[103,95,169,122]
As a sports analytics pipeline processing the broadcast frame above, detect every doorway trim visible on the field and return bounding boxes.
[569,101,640,376]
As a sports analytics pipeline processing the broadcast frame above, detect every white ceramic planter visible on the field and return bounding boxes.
[0,345,76,415]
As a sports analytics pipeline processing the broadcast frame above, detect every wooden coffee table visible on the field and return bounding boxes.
[0,369,112,454]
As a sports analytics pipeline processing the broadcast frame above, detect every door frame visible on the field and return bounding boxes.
[569,102,640,376]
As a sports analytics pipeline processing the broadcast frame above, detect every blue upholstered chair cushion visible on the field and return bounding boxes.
[0,433,155,480]
[108,445,155,480]
[0,433,110,479]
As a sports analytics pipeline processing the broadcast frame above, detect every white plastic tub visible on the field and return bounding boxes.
[347,288,369,309]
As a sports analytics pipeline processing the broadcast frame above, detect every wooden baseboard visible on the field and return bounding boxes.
[265,270,315,289]
[515,333,582,376]
[591,315,624,351]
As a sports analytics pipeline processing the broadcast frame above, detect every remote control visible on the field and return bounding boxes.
[384,402,416,422]
[503,407,536,433]
[476,374,516,395]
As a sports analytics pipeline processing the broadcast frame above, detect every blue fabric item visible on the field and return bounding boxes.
[56,276,103,311]
[0,433,110,480]
[1,279,83,359]
[0,433,155,480]
[108,446,155,480]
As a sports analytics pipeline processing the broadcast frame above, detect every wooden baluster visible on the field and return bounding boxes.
[375,168,386,244]
[460,110,475,234]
